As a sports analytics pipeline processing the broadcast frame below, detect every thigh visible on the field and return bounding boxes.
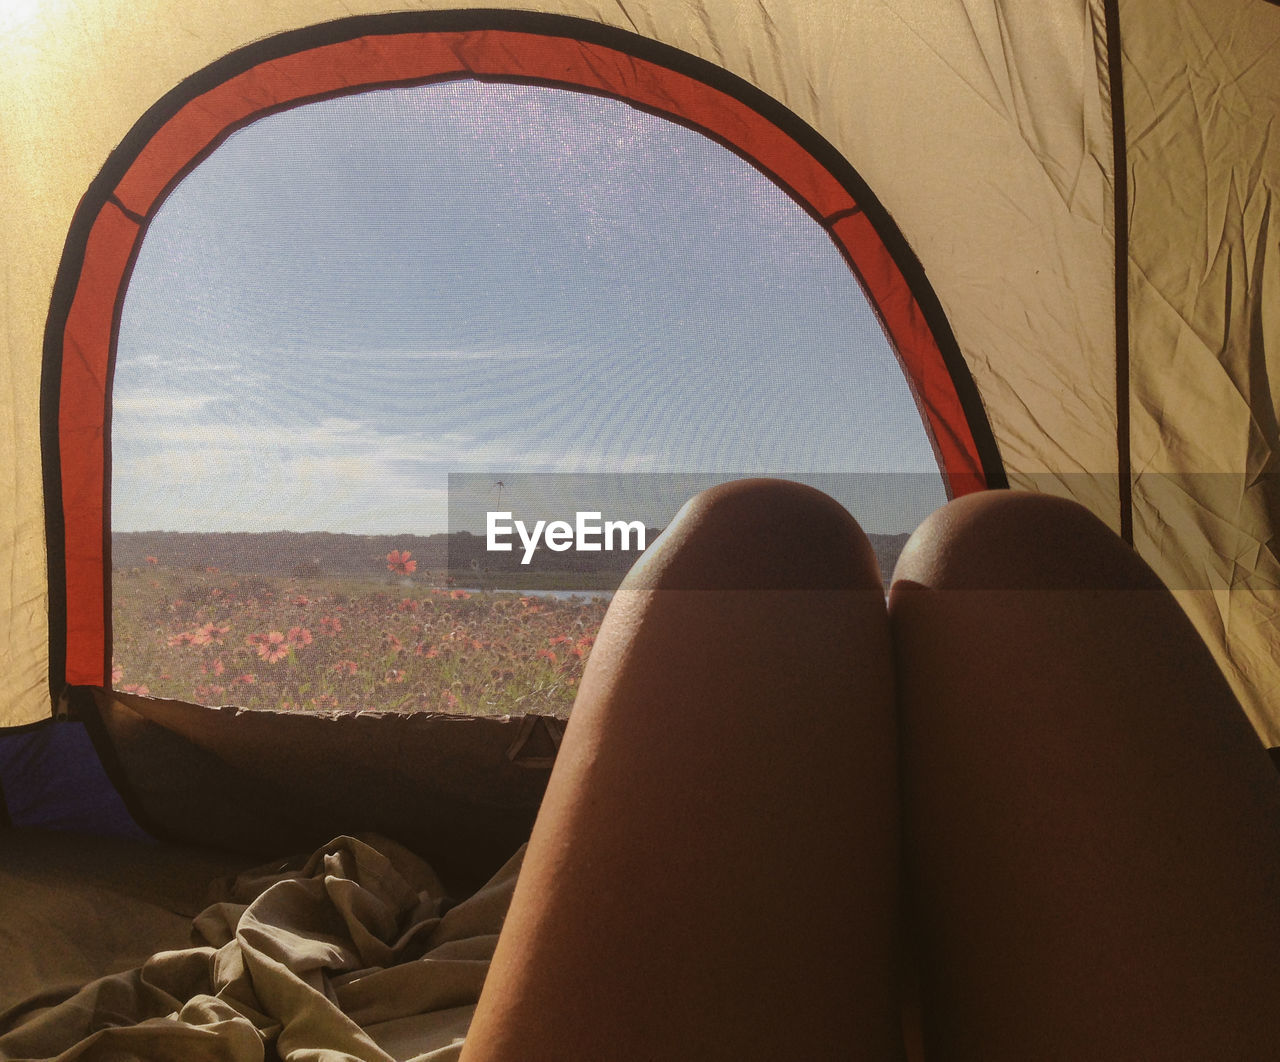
[462,479,905,1062]
[890,490,1280,1061]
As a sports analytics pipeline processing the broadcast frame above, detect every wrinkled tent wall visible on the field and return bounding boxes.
[1123,0,1280,743]
[1,0,1278,737]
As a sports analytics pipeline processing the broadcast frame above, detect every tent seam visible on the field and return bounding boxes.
[1104,0,1133,544]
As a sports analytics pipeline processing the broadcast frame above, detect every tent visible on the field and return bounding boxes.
[1,0,1278,1048]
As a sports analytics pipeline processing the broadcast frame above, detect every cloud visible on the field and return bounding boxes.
[111,390,221,416]
[110,411,664,532]
[294,347,578,361]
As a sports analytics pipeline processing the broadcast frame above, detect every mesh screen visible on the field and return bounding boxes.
[110,81,945,715]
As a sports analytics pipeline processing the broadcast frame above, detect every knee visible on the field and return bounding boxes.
[627,478,884,592]
[890,489,1165,594]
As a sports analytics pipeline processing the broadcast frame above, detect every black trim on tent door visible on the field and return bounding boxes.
[40,224,76,712]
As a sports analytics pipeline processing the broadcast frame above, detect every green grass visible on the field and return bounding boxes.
[112,566,608,718]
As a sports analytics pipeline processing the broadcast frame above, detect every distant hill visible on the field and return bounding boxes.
[112,529,913,589]
[867,532,911,584]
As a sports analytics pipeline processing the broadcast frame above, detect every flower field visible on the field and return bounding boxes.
[112,552,607,717]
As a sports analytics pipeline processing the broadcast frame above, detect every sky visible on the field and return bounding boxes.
[113,80,946,536]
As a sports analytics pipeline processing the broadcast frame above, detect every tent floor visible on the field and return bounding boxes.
[0,827,256,1017]
[0,828,520,1058]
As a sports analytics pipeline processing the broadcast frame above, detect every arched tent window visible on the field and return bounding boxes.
[44,12,1004,706]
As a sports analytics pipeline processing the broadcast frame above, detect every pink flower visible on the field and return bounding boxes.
[293,595,311,607]
[320,615,343,634]
[386,549,417,575]
[286,626,312,647]
[439,689,460,710]
[111,662,124,684]
[254,631,289,663]
[333,660,358,676]
[234,673,257,685]
[167,630,195,648]
[189,622,229,646]
[145,556,158,566]
[450,589,471,600]
[397,598,418,613]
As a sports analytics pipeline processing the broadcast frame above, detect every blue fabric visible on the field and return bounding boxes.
[0,722,151,841]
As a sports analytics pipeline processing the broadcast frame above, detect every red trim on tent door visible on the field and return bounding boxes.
[830,210,985,492]
[54,22,992,687]
[60,203,141,685]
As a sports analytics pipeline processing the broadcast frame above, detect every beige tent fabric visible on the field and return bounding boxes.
[0,834,522,1061]
[1122,0,1280,742]
[820,1,1119,502]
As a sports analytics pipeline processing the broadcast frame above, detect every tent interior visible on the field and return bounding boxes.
[1,0,1278,1056]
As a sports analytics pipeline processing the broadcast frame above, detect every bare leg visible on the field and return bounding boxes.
[462,479,904,1061]
[890,491,1280,1060]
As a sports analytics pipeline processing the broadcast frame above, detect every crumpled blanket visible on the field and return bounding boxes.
[0,835,523,1062]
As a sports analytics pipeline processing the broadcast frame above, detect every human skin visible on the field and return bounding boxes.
[890,491,1280,1060]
